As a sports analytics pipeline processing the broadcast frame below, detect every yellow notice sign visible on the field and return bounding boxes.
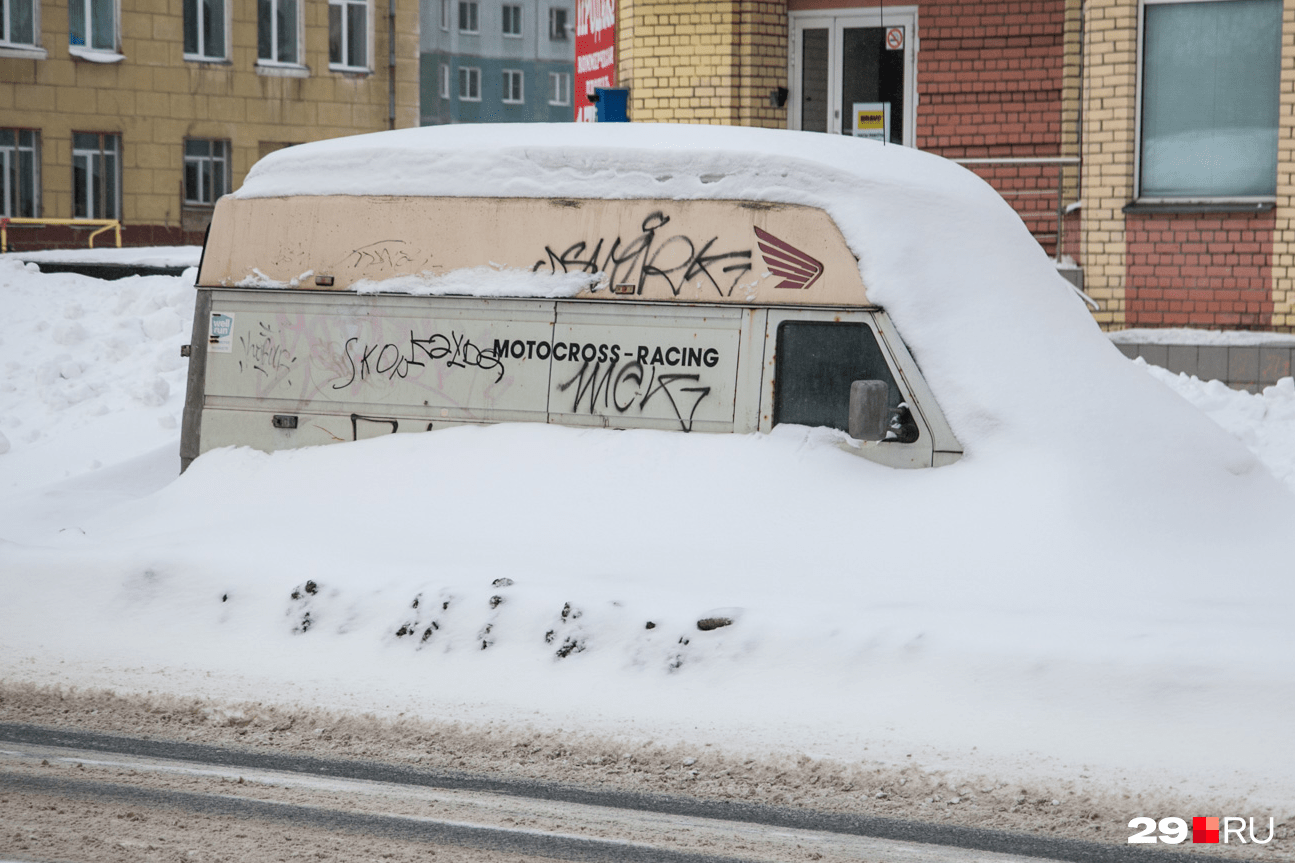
[852,102,890,142]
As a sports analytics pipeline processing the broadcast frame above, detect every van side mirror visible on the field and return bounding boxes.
[848,380,889,441]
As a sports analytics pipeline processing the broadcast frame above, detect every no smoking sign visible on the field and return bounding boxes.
[885,27,904,50]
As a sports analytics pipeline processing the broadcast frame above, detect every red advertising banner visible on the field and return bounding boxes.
[574,0,615,122]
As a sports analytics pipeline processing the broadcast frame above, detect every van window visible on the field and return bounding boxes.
[773,320,914,439]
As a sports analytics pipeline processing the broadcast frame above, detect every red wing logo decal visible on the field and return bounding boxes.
[754,226,824,290]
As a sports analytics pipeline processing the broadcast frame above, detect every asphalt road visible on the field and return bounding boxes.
[0,723,1237,863]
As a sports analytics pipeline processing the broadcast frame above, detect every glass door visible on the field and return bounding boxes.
[790,8,917,146]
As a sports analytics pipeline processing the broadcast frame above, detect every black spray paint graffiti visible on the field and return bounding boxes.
[556,358,712,432]
[238,321,298,386]
[342,240,428,271]
[333,331,505,389]
[533,212,752,297]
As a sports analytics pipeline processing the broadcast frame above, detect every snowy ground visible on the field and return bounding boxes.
[3,214,1295,863]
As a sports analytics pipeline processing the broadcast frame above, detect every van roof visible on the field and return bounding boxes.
[234,124,999,264]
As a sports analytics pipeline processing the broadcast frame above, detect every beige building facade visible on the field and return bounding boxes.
[0,0,419,249]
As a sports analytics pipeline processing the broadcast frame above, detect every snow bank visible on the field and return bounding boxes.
[0,257,193,494]
[2,127,1295,810]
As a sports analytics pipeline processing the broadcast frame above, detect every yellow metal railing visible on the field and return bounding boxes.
[0,218,123,253]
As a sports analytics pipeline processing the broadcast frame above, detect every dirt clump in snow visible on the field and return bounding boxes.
[0,682,1288,860]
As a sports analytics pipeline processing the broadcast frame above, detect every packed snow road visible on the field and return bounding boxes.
[0,722,1236,863]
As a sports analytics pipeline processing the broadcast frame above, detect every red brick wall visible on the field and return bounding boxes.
[915,0,1066,157]
[786,0,1070,251]
[1125,213,1275,329]
[919,0,1069,254]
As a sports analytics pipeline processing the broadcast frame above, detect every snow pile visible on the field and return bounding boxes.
[3,117,1295,813]
[1141,360,1295,489]
[0,257,194,493]
[353,266,602,298]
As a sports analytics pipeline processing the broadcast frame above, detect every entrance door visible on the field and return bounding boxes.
[790,8,917,146]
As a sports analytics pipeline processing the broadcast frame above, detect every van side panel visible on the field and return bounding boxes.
[198,197,869,308]
[180,288,213,471]
[547,303,744,433]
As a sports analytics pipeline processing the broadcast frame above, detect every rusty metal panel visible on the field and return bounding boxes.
[198,197,868,308]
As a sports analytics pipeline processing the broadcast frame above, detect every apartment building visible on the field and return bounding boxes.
[419,0,575,123]
[0,0,420,249]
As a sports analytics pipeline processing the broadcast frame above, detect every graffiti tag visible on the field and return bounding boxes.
[333,331,506,389]
[534,212,753,297]
[556,358,712,432]
[237,321,298,387]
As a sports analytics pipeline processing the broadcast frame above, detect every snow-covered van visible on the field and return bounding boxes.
[180,126,964,471]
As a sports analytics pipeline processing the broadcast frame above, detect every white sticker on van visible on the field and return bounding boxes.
[209,312,234,353]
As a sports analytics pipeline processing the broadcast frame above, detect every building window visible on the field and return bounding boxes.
[502,69,523,103]
[0,129,39,218]
[458,1,478,33]
[329,0,367,69]
[440,0,450,29]
[183,139,229,206]
[328,0,370,69]
[548,7,567,39]
[68,0,115,51]
[439,62,450,98]
[183,0,226,60]
[1139,0,1281,199]
[257,0,299,64]
[2,0,37,47]
[459,66,480,100]
[548,71,570,106]
[502,4,520,35]
[72,132,119,219]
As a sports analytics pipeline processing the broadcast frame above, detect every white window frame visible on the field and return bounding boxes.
[459,65,481,100]
[458,1,479,33]
[1133,0,1281,203]
[440,0,450,29]
[502,3,521,36]
[329,0,371,72]
[787,7,918,147]
[183,138,230,206]
[183,0,229,62]
[548,71,570,106]
[548,6,567,40]
[71,131,120,220]
[0,0,44,58]
[256,0,305,72]
[0,129,40,218]
[439,62,450,98]
[502,68,524,104]
[68,0,121,59]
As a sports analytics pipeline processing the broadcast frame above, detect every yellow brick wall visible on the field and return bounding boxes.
[1271,0,1295,329]
[617,0,786,126]
[0,0,419,235]
[1078,0,1136,328]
